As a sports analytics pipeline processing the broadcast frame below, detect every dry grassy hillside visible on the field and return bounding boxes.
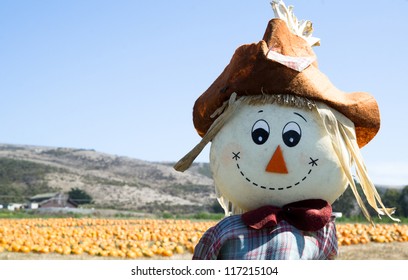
[0,144,216,214]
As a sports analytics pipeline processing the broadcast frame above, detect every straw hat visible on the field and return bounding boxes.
[192,18,380,148]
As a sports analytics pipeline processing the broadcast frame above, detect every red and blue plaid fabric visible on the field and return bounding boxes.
[193,215,338,260]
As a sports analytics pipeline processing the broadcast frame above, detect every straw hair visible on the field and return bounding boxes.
[174,93,241,172]
[315,102,399,224]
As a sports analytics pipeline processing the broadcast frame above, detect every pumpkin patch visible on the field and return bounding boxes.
[0,218,407,258]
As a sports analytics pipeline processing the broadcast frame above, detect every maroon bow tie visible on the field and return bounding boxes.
[241,199,332,232]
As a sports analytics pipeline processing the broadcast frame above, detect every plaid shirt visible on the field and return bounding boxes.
[193,215,338,260]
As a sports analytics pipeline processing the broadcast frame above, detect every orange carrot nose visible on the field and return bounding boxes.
[265,145,288,174]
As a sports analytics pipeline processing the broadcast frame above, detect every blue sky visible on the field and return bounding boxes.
[1,0,407,186]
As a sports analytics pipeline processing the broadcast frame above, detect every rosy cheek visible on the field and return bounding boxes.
[217,142,242,166]
[298,152,312,165]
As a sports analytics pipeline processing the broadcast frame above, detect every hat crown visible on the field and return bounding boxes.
[262,19,318,67]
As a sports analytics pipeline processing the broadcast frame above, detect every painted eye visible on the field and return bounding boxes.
[282,122,301,147]
[251,119,270,145]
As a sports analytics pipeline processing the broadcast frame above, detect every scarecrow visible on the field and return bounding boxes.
[174,0,398,260]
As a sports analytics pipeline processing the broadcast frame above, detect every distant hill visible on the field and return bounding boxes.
[0,144,216,214]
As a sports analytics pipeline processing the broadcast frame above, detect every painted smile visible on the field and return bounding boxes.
[233,151,319,191]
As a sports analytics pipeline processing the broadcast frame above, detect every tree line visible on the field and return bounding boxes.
[332,184,408,218]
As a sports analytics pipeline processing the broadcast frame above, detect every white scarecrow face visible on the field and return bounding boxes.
[210,101,349,211]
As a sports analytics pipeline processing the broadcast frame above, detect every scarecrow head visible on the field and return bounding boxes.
[175,0,397,223]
